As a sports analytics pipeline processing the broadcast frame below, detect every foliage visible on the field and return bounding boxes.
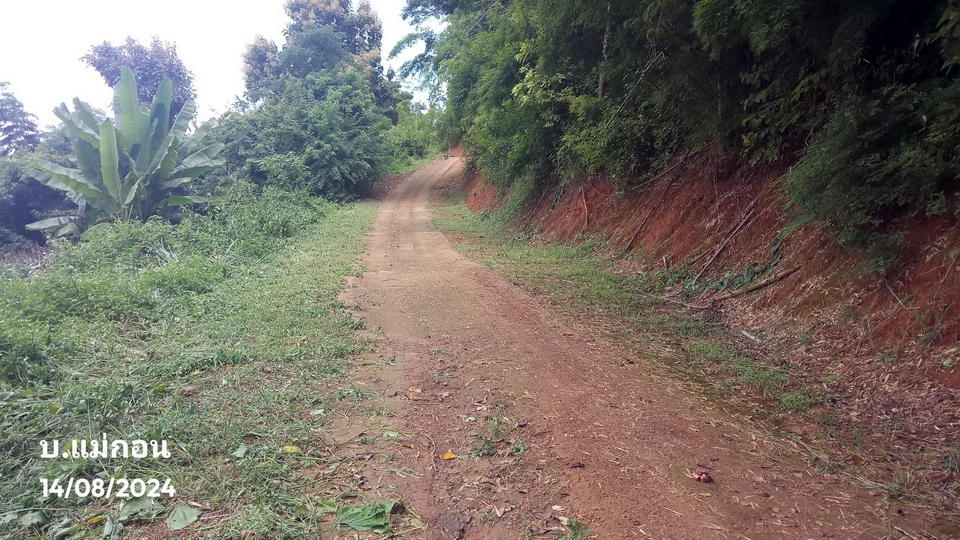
[400,0,960,263]
[28,68,223,235]
[83,37,196,118]
[213,68,388,200]
[0,157,65,253]
[385,100,442,171]
[210,0,418,200]
[0,82,39,156]
[243,0,400,118]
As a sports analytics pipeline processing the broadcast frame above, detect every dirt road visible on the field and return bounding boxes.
[337,158,927,538]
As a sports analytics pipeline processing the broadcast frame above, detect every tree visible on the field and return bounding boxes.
[83,37,196,118]
[242,0,404,120]
[0,82,39,156]
[28,69,223,235]
[215,68,389,200]
[243,0,385,92]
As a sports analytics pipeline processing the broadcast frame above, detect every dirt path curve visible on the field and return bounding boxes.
[339,158,927,539]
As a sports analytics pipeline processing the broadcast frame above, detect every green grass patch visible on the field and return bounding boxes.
[432,199,825,417]
[0,186,377,538]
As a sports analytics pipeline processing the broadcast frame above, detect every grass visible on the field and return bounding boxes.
[432,199,825,417]
[0,187,378,539]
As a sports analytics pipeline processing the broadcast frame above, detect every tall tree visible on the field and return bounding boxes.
[243,0,385,92]
[0,82,40,156]
[242,0,403,120]
[82,37,196,117]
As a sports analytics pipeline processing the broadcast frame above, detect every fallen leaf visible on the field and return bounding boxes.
[165,505,202,531]
[337,500,401,533]
[118,497,163,523]
[86,515,107,525]
[231,445,248,458]
[440,451,458,460]
[283,445,302,454]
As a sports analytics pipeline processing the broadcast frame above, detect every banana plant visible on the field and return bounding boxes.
[27,68,223,235]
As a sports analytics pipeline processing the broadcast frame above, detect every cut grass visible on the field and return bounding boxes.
[0,199,377,539]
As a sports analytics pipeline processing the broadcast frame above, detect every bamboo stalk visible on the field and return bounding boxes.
[619,149,693,257]
[692,200,759,284]
[714,266,800,301]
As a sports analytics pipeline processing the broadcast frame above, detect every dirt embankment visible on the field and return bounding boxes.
[463,154,960,485]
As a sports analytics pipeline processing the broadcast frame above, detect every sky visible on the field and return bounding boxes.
[0,0,425,128]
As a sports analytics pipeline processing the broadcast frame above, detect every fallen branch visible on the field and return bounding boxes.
[933,251,958,302]
[714,266,800,301]
[627,143,713,193]
[692,200,759,284]
[619,149,693,257]
[885,280,918,312]
[579,187,589,234]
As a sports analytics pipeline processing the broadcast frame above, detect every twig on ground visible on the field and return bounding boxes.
[885,280,918,312]
[693,200,759,284]
[933,252,958,301]
[714,266,800,301]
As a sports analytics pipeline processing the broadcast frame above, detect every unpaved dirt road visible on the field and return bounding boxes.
[337,159,929,538]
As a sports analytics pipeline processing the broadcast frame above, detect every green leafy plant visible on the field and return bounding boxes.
[27,68,223,235]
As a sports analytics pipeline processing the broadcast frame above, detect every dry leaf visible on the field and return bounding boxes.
[440,451,458,460]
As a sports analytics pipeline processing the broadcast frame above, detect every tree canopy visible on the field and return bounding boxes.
[83,37,196,117]
[0,82,39,156]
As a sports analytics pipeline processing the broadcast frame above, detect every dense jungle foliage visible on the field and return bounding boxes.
[399,0,960,267]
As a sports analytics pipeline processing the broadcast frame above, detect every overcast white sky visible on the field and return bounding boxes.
[0,0,424,128]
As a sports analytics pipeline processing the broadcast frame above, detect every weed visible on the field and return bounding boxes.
[509,438,528,455]
[561,519,592,540]
[877,342,900,364]
[473,406,509,457]
[779,388,824,412]
[337,386,370,402]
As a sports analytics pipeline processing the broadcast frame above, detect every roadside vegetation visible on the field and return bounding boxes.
[433,199,812,417]
[431,196,960,516]
[0,1,442,537]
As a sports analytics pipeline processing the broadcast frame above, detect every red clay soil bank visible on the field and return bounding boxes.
[463,153,960,491]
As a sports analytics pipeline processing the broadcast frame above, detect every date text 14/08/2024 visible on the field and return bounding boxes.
[40,478,176,500]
